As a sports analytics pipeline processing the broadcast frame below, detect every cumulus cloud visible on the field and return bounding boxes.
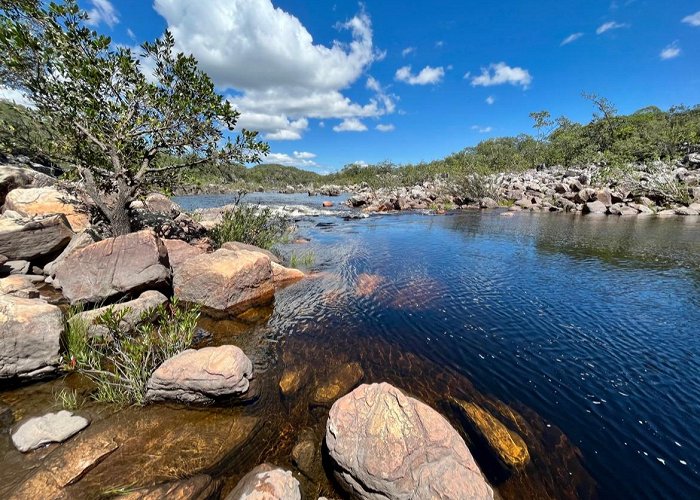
[154,0,392,140]
[471,62,532,89]
[333,118,368,132]
[395,65,445,85]
[265,151,318,168]
[660,42,681,60]
[0,85,34,108]
[401,47,415,57]
[485,96,495,105]
[596,21,628,34]
[85,0,119,28]
[682,11,700,27]
[561,32,584,45]
[376,124,395,132]
[471,125,493,133]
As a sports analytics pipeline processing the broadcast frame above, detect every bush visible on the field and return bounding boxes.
[210,198,287,250]
[64,298,200,406]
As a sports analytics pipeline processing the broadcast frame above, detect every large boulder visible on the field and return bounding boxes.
[162,238,205,271]
[3,186,90,231]
[0,212,73,262]
[221,241,280,264]
[53,230,170,304]
[0,164,55,206]
[143,192,181,216]
[271,262,305,285]
[583,200,608,214]
[146,345,253,404]
[0,294,62,380]
[0,274,43,298]
[43,230,100,278]
[173,249,275,315]
[225,464,300,500]
[11,411,89,452]
[69,290,168,338]
[326,383,493,499]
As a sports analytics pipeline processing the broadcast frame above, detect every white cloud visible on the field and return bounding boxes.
[0,85,35,108]
[561,32,584,45]
[401,47,415,57]
[596,21,628,34]
[471,125,493,133]
[333,118,368,132]
[376,124,395,132]
[352,160,368,167]
[85,0,119,28]
[127,28,136,40]
[395,65,445,85]
[471,62,532,89]
[660,42,681,60]
[682,11,700,27]
[485,95,495,105]
[155,0,392,140]
[293,151,316,159]
[365,76,397,113]
[265,151,317,168]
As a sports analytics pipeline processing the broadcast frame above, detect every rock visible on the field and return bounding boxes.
[271,262,305,284]
[451,399,530,470]
[675,207,699,216]
[556,198,577,212]
[479,197,499,209]
[689,202,700,212]
[3,187,90,231]
[43,230,100,278]
[574,188,596,204]
[595,189,613,207]
[326,383,493,499]
[11,411,89,452]
[638,196,655,207]
[54,230,170,304]
[628,203,654,215]
[0,274,43,298]
[0,213,73,262]
[279,366,309,398]
[292,428,318,477]
[0,294,62,379]
[221,241,280,264]
[312,362,364,406]
[117,475,219,500]
[609,203,639,216]
[514,198,533,209]
[322,201,334,207]
[173,249,275,316]
[1,259,30,275]
[163,238,205,270]
[225,464,301,500]
[356,273,383,297]
[685,152,700,168]
[69,290,168,338]
[0,165,55,206]
[553,183,569,194]
[146,345,253,404]
[8,435,118,499]
[143,193,181,216]
[583,200,608,214]
[657,208,677,216]
[0,254,6,266]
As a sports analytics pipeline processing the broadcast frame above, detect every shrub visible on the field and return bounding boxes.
[210,197,287,250]
[55,388,83,411]
[65,298,200,406]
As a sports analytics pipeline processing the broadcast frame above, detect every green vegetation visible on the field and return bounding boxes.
[54,388,83,411]
[63,298,200,406]
[210,198,287,250]
[289,251,315,269]
[0,0,267,235]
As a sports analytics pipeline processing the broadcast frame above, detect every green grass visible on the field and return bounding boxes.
[54,388,83,411]
[210,202,287,250]
[289,251,315,269]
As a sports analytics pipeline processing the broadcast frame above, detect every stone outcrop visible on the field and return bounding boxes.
[312,362,364,406]
[53,230,170,304]
[451,399,530,470]
[162,238,205,270]
[326,382,493,499]
[271,262,305,285]
[0,164,55,206]
[3,186,90,231]
[0,294,62,380]
[11,411,89,452]
[0,212,73,262]
[173,248,275,315]
[221,241,280,264]
[43,230,99,278]
[225,464,301,500]
[146,345,253,404]
[0,274,43,298]
[69,290,168,338]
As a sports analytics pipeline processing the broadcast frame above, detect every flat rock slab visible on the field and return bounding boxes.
[0,294,62,380]
[225,464,301,500]
[0,165,55,206]
[3,186,90,231]
[12,411,89,452]
[163,238,205,270]
[326,382,493,499]
[54,229,170,304]
[312,362,364,406]
[0,213,73,262]
[146,345,253,404]
[0,274,43,298]
[221,241,280,263]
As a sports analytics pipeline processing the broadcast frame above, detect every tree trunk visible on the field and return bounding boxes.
[108,182,133,236]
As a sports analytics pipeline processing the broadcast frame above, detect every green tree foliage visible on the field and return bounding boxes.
[0,0,268,234]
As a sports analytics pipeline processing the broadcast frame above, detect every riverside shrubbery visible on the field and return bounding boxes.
[210,200,287,250]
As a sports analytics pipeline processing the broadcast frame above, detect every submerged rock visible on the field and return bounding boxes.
[356,273,383,297]
[271,261,305,284]
[54,229,170,304]
[292,427,319,477]
[11,411,89,452]
[117,474,220,500]
[0,294,62,380]
[311,362,364,406]
[3,186,90,231]
[279,366,310,398]
[146,345,253,404]
[451,399,530,470]
[0,212,73,262]
[173,248,275,316]
[326,382,493,499]
[225,464,301,500]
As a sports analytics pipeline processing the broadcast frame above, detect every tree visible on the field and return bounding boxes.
[0,0,268,235]
[582,92,618,152]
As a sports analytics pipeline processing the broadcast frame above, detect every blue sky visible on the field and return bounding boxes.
[27,1,700,171]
